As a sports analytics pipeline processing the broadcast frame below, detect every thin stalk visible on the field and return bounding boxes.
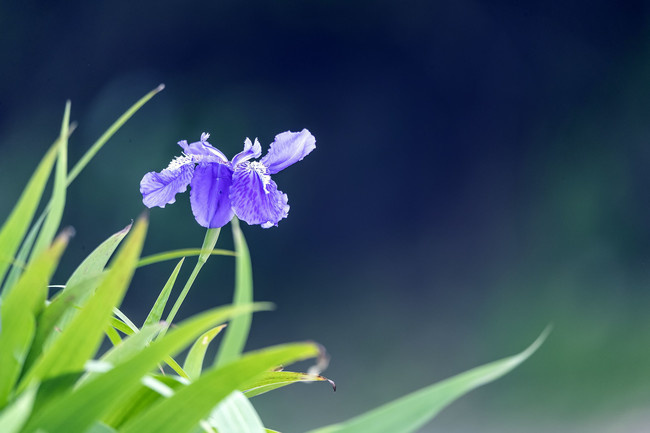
[159,228,221,338]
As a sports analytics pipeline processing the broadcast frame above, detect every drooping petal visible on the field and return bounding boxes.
[260,129,316,174]
[140,164,194,208]
[230,162,290,228]
[189,162,235,228]
[231,137,262,167]
[178,133,228,163]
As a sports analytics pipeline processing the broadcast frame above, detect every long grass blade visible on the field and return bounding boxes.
[215,218,252,367]
[143,258,184,327]
[183,325,226,380]
[0,384,39,433]
[0,140,58,293]
[242,371,334,398]
[66,84,165,186]
[208,391,265,433]
[306,328,550,433]
[30,102,70,261]
[138,249,234,268]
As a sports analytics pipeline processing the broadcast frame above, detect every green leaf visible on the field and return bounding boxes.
[306,329,550,433]
[0,230,71,407]
[138,249,235,268]
[109,316,135,336]
[215,218,253,367]
[85,422,118,433]
[120,342,319,433]
[0,384,38,433]
[143,258,184,327]
[30,101,70,261]
[23,274,106,373]
[66,84,165,186]
[0,139,58,293]
[183,325,226,380]
[208,391,265,433]
[78,324,163,386]
[66,223,132,289]
[242,371,334,398]
[21,303,272,433]
[1,211,46,296]
[113,307,139,333]
[18,216,148,392]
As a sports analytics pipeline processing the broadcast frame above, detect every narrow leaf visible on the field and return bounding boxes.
[0,140,58,292]
[143,258,184,327]
[85,422,118,433]
[66,84,165,186]
[306,329,550,433]
[0,384,38,433]
[30,101,70,260]
[215,218,252,366]
[78,324,163,386]
[183,325,226,380]
[1,211,46,296]
[208,391,265,433]
[242,371,334,398]
[23,273,105,373]
[66,223,132,289]
[138,249,235,268]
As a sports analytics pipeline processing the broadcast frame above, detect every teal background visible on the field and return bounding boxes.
[2,1,650,431]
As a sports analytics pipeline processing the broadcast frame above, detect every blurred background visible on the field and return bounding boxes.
[2,1,650,431]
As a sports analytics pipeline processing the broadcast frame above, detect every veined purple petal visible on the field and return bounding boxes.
[178,133,228,163]
[231,138,262,167]
[230,162,290,228]
[260,129,316,174]
[190,162,235,228]
[140,164,194,208]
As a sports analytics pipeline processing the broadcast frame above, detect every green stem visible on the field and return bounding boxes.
[160,227,221,337]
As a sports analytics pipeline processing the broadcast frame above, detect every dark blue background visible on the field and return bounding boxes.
[1,1,650,431]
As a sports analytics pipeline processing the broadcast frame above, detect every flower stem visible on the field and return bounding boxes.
[159,227,221,338]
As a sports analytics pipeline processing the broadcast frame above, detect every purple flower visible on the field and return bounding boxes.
[140,129,316,228]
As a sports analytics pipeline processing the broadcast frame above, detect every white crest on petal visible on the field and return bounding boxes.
[249,161,271,194]
[166,155,194,170]
[200,132,210,142]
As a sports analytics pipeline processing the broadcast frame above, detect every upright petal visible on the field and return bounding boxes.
[231,137,262,167]
[260,129,316,174]
[230,162,290,228]
[178,133,228,163]
[189,162,235,228]
[140,164,194,208]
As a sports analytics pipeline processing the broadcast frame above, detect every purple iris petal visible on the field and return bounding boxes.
[140,164,194,208]
[231,138,262,167]
[230,162,290,228]
[178,133,228,163]
[260,129,316,174]
[189,162,235,228]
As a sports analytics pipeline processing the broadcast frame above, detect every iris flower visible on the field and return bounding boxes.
[140,129,316,228]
